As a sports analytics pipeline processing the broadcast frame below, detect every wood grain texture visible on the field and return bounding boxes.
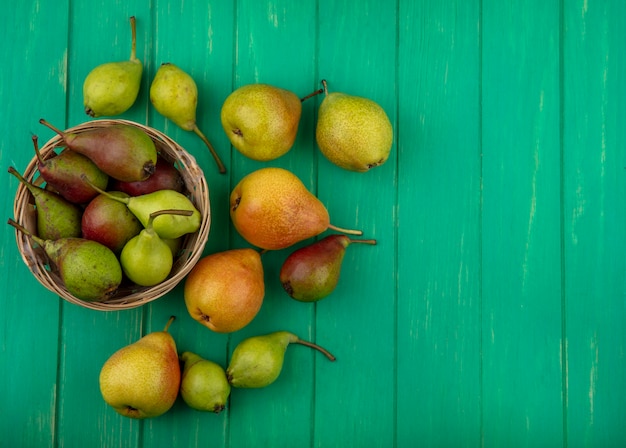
[1,1,625,447]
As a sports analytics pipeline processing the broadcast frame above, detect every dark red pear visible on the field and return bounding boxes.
[108,156,184,196]
[39,119,157,182]
[280,234,376,302]
[8,165,82,240]
[32,134,109,204]
[81,191,143,254]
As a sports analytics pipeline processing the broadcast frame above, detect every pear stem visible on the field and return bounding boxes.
[129,16,138,62]
[146,209,193,230]
[80,174,128,204]
[163,315,176,333]
[294,339,336,362]
[7,218,45,246]
[321,79,329,96]
[327,224,363,236]
[347,238,377,245]
[192,125,226,174]
[32,135,45,166]
[300,88,324,102]
[39,118,67,139]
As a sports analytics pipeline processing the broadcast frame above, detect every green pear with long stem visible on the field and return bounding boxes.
[150,62,226,174]
[180,351,230,413]
[99,316,181,419]
[83,16,143,117]
[8,165,82,240]
[7,218,122,302]
[226,331,335,388]
[120,209,193,286]
[83,176,201,239]
[280,234,377,302]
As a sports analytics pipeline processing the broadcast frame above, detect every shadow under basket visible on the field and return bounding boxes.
[12,119,211,311]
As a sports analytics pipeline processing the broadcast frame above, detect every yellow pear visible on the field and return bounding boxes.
[99,316,180,419]
[230,167,361,250]
[184,249,264,333]
[220,83,302,161]
[316,80,393,172]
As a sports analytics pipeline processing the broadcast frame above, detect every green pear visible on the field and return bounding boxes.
[180,351,230,413]
[99,316,181,419]
[220,83,302,161]
[226,331,335,388]
[150,62,226,174]
[83,16,143,117]
[120,209,193,286]
[7,219,122,302]
[316,79,393,172]
[280,234,377,302]
[8,165,82,241]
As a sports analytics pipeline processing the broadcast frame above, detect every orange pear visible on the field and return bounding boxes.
[184,248,264,333]
[229,167,361,250]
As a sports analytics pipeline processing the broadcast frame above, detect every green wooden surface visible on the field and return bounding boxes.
[1,1,625,447]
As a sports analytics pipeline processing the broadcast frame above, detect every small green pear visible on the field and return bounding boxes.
[316,79,393,172]
[99,316,181,419]
[180,351,230,413]
[120,209,192,286]
[83,16,143,117]
[226,331,335,388]
[150,62,226,174]
[220,83,302,161]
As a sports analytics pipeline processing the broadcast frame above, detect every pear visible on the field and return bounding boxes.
[109,155,184,196]
[7,219,122,302]
[150,62,226,174]
[39,119,157,182]
[230,167,362,250]
[226,331,335,388]
[99,316,181,419]
[120,209,193,286]
[84,177,201,239]
[8,165,82,240]
[81,191,143,254]
[180,351,230,413]
[83,16,143,117]
[280,234,377,302]
[32,134,109,204]
[184,248,264,333]
[316,79,393,172]
[220,83,302,161]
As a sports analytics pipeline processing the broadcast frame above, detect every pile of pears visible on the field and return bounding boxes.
[8,123,201,303]
[99,316,335,418]
[10,14,396,421]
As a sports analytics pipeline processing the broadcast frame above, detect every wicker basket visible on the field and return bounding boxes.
[12,119,211,311]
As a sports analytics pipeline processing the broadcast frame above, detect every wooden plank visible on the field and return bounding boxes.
[51,3,150,447]
[0,2,69,446]
[314,1,397,447]
[397,1,482,446]
[144,1,236,446]
[481,1,564,446]
[563,1,626,446]
[225,1,320,447]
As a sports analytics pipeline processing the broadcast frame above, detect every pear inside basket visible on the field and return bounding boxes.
[11,119,211,311]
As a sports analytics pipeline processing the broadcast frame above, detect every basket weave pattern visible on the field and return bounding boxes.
[12,119,211,311]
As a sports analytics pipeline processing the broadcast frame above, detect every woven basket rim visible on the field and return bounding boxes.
[12,119,211,311]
